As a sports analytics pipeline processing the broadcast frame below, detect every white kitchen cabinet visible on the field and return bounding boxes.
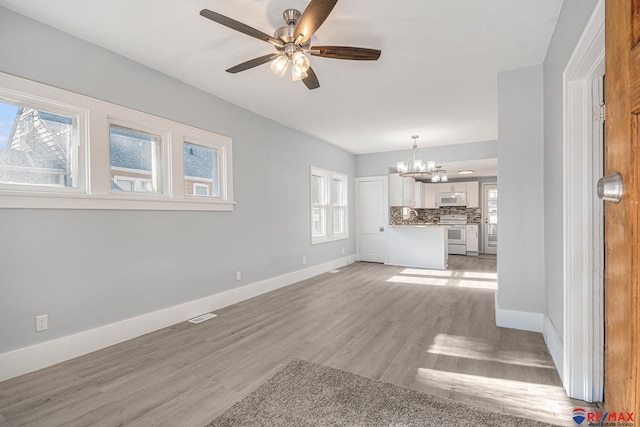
[393,177,478,208]
[437,182,467,194]
[466,181,479,208]
[389,173,416,206]
[452,182,467,193]
[422,183,438,209]
[414,182,423,208]
[466,224,479,255]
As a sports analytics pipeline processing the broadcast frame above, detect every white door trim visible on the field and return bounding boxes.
[481,182,498,254]
[355,176,389,262]
[561,0,604,402]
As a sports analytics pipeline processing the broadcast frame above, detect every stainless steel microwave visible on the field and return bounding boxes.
[439,192,467,207]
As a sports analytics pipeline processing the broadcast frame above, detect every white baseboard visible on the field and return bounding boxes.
[495,295,544,332]
[0,255,356,382]
[543,315,564,381]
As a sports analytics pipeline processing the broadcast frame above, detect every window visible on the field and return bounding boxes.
[311,173,327,239]
[332,176,347,235]
[184,141,220,198]
[311,167,348,244]
[0,97,84,193]
[109,124,164,194]
[0,72,234,211]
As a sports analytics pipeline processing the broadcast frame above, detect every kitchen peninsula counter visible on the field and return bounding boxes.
[387,225,448,270]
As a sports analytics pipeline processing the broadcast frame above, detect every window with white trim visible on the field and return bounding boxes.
[109,124,164,195]
[311,167,348,244]
[183,141,220,198]
[0,72,234,211]
[0,95,85,193]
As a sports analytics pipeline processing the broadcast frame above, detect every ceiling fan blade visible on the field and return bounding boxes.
[226,53,279,73]
[310,46,381,61]
[302,67,320,90]
[200,9,283,47]
[294,0,339,45]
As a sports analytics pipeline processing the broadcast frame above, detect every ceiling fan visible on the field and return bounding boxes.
[200,0,381,90]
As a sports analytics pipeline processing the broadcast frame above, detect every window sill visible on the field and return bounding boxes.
[311,235,349,245]
[0,192,235,211]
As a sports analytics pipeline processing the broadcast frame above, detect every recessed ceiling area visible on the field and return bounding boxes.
[0,0,563,158]
[435,159,498,180]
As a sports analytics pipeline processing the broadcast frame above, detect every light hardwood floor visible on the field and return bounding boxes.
[0,256,590,426]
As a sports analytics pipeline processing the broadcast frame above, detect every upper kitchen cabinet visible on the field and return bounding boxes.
[437,182,468,193]
[389,173,416,206]
[466,181,479,208]
[434,181,479,208]
[422,183,438,208]
[414,181,423,208]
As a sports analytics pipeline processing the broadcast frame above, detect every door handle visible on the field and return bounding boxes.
[379,226,385,232]
[597,172,623,203]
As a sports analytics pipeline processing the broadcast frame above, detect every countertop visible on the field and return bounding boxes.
[390,224,442,227]
[389,222,480,227]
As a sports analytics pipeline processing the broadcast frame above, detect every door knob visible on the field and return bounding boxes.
[379,226,385,232]
[597,172,623,203]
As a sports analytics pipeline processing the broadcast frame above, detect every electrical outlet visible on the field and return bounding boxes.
[36,314,48,332]
[236,271,241,281]
[302,256,306,265]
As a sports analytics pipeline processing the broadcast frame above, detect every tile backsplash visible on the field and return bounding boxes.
[389,206,482,225]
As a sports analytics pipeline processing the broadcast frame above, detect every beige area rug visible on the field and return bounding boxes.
[206,359,556,427]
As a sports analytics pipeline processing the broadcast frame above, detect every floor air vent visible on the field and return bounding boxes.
[188,313,217,324]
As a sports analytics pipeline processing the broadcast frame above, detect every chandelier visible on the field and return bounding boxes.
[397,135,447,182]
[431,165,448,183]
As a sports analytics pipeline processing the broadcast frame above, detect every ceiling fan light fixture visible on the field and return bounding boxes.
[292,51,311,73]
[291,66,309,81]
[270,54,289,77]
[200,3,381,90]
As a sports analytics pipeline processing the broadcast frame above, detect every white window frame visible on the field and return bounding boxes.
[108,119,169,198]
[0,72,234,211]
[183,136,226,200]
[0,87,88,195]
[311,166,349,244]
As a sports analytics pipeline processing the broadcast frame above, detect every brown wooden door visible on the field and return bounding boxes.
[605,0,639,415]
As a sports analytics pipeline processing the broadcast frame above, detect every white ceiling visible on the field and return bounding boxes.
[0,0,563,159]
[436,159,498,180]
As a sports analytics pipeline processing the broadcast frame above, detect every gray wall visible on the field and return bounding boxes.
[497,64,544,313]
[355,140,497,177]
[0,9,355,353]
[543,0,599,338]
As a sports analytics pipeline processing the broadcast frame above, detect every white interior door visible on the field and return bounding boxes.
[483,183,498,254]
[356,176,388,263]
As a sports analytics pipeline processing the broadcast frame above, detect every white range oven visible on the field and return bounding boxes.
[439,214,467,255]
